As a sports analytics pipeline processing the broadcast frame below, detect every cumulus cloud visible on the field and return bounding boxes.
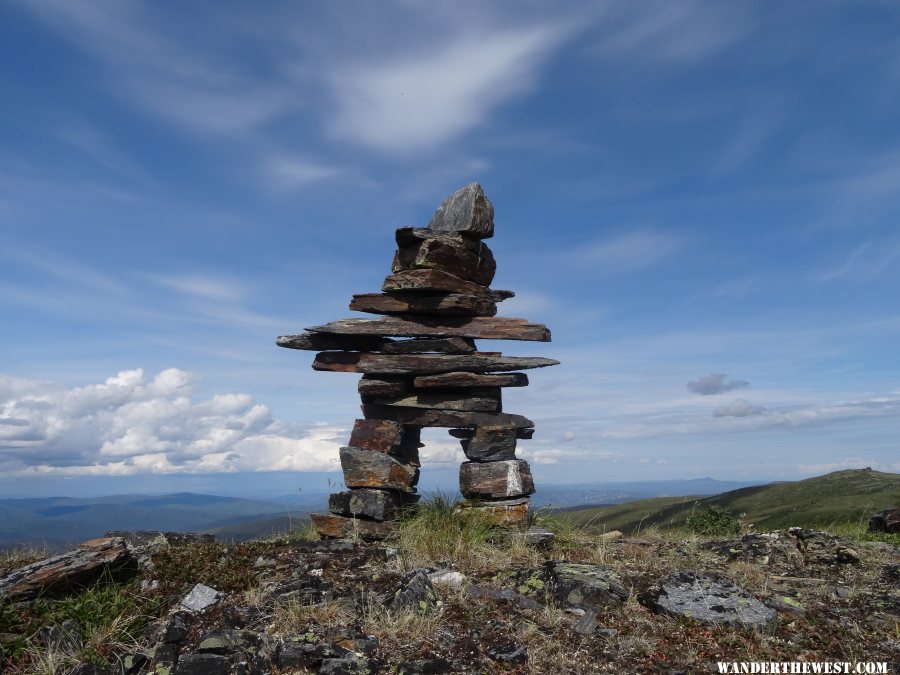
[687,373,750,396]
[0,369,345,476]
[713,399,766,418]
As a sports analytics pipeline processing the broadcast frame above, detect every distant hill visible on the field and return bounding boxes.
[532,477,760,508]
[0,493,315,552]
[562,469,900,533]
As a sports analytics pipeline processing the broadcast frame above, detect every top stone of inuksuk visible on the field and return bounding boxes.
[277,183,559,539]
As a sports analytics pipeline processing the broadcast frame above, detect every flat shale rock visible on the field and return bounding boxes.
[547,561,629,612]
[307,316,550,341]
[311,513,396,540]
[362,404,533,429]
[181,583,224,613]
[358,375,411,397]
[428,182,494,238]
[340,447,419,492]
[392,235,496,286]
[351,292,496,317]
[372,390,501,413]
[642,572,777,630]
[459,460,534,499]
[450,426,534,440]
[380,336,477,354]
[315,352,558,375]
[383,269,511,301]
[348,418,403,453]
[459,496,530,527]
[461,424,517,461]
[276,332,388,352]
[0,536,136,601]
[328,488,415,521]
[414,371,528,389]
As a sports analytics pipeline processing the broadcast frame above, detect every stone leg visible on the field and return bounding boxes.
[456,424,534,529]
[311,419,420,540]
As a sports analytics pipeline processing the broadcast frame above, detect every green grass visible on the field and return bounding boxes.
[562,469,900,535]
[391,492,507,569]
[1,574,167,671]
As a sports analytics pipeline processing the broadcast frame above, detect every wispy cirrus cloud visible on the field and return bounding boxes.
[327,25,566,153]
[713,399,765,418]
[574,229,684,273]
[594,0,756,63]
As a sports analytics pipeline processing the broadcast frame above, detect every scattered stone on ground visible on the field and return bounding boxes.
[546,561,630,612]
[388,569,440,612]
[1,525,897,674]
[0,536,136,601]
[642,571,778,630]
[180,583,224,613]
[868,507,899,533]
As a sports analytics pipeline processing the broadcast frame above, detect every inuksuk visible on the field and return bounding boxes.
[277,183,558,539]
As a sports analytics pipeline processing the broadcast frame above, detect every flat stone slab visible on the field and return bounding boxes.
[315,352,558,375]
[361,404,534,429]
[459,497,530,527]
[643,572,777,630]
[414,371,528,389]
[383,268,508,299]
[310,513,396,541]
[0,537,136,601]
[547,561,629,612]
[305,316,551,342]
[350,292,496,317]
[181,583,224,613]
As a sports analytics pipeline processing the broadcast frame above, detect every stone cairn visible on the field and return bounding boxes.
[277,183,558,539]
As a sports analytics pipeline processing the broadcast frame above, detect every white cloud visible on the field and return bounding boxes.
[265,156,342,188]
[16,0,295,136]
[328,26,563,153]
[154,274,249,303]
[0,369,345,476]
[575,229,684,273]
[713,399,766,418]
[596,1,754,63]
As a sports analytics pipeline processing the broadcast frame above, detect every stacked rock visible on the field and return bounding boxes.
[277,183,558,539]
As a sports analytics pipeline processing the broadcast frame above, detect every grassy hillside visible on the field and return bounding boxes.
[563,469,900,534]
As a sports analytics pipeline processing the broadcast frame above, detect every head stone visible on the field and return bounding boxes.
[427,182,494,239]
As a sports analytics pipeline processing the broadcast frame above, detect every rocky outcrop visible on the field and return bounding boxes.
[0,536,136,601]
[868,507,900,533]
[641,572,778,630]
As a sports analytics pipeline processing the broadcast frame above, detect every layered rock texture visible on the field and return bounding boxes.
[278,183,558,537]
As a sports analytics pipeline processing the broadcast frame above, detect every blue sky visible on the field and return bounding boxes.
[1,1,898,498]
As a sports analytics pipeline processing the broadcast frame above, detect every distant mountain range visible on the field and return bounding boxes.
[0,477,764,552]
[531,477,760,508]
[0,492,321,552]
[562,469,900,533]
[7,472,882,552]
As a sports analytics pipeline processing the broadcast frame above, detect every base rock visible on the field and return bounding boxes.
[641,571,777,630]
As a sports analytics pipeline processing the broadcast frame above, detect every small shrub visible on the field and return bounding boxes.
[686,505,741,537]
